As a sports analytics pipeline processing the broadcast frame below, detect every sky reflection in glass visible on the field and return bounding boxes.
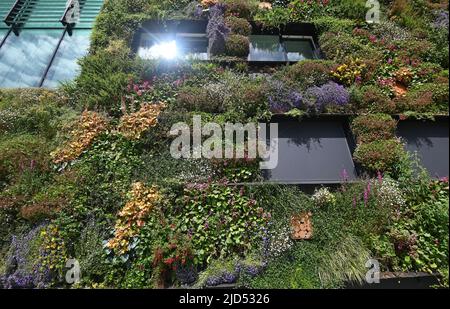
[248,35,286,62]
[0,30,61,87]
[43,30,91,88]
[137,32,208,60]
[284,39,315,62]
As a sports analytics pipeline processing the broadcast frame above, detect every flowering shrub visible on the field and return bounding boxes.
[351,85,397,114]
[107,182,160,256]
[432,10,449,29]
[0,134,50,187]
[288,0,332,21]
[311,187,336,207]
[223,0,258,19]
[283,60,337,90]
[177,182,270,264]
[225,34,250,57]
[373,178,406,209]
[263,224,293,258]
[195,258,238,287]
[396,82,449,113]
[268,80,302,113]
[122,79,153,113]
[369,21,412,42]
[38,224,69,285]
[304,81,350,112]
[354,139,406,173]
[351,114,397,144]
[331,58,366,86]
[51,111,108,164]
[152,232,195,286]
[176,85,224,113]
[0,224,52,289]
[371,178,448,285]
[225,16,252,36]
[118,103,165,140]
[394,67,414,86]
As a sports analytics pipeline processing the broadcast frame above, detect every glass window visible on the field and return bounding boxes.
[0,0,17,24]
[177,34,208,60]
[284,39,316,62]
[0,29,62,87]
[137,33,177,60]
[43,29,91,88]
[262,120,358,183]
[0,29,8,43]
[248,35,286,62]
[137,32,208,60]
[397,120,449,178]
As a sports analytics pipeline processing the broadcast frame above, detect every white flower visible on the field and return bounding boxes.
[312,187,336,207]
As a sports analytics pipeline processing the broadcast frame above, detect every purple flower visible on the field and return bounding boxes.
[221,271,237,283]
[304,82,349,112]
[353,196,357,209]
[268,80,303,113]
[364,189,369,207]
[377,171,383,185]
[1,224,53,289]
[432,10,449,29]
[176,264,197,285]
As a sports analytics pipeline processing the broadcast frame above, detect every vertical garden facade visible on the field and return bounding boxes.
[0,0,449,289]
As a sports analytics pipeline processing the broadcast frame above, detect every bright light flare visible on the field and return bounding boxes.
[140,40,178,60]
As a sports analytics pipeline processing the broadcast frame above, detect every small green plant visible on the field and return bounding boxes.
[225,16,252,36]
[225,34,250,57]
[354,139,406,174]
[176,182,270,264]
[351,114,397,144]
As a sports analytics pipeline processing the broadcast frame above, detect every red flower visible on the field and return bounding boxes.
[164,257,175,266]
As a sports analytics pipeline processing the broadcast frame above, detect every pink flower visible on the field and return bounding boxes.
[364,189,369,207]
[377,171,383,185]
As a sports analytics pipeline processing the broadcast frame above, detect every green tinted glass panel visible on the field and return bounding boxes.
[284,39,315,61]
[0,0,16,21]
[248,35,285,62]
[43,29,91,88]
[0,29,62,87]
[17,0,66,29]
[75,0,105,28]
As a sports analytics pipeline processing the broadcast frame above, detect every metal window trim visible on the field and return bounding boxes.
[38,27,68,87]
[0,27,12,49]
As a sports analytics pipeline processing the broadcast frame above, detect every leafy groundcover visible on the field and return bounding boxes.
[0,0,448,289]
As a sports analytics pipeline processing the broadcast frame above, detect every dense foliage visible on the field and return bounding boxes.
[0,0,448,289]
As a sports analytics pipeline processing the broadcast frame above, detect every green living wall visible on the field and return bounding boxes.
[0,0,448,289]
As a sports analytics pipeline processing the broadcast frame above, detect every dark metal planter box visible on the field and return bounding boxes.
[397,117,449,178]
[346,272,442,289]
